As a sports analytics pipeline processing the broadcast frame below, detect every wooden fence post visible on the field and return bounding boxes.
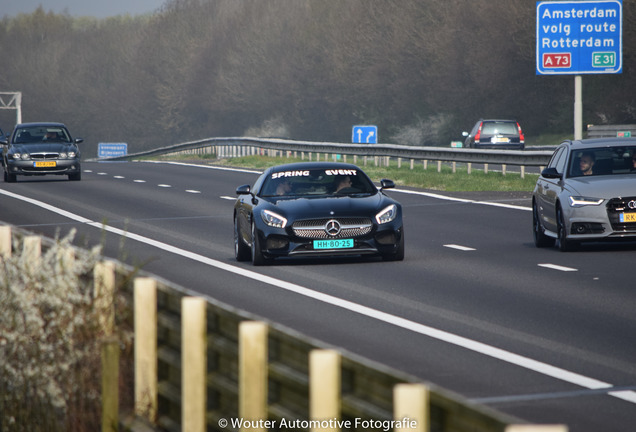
[309,349,341,432]
[102,337,120,432]
[505,426,568,432]
[182,297,207,432]
[393,383,429,432]
[239,321,268,431]
[22,235,41,268]
[95,260,116,335]
[0,225,11,258]
[134,277,157,422]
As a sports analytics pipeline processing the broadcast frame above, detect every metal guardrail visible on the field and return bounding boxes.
[586,124,636,138]
[97,137,554,168]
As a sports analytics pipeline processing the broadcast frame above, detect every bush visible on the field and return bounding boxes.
[0,230,132,432]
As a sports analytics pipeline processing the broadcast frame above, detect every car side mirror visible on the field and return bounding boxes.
[236,184,251,195]
[75,138,84,144]
[462,131,469,137]
[380,179,395,190]
[541,167,562,179]
[0,138,7,145]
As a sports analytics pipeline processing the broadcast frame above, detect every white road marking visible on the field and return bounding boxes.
[444,244,476,251]
[391,188,531,211]
[186,190,201,194]
[538,263,578,272]
[97,172,108,176]
[158,184,172,188]
[114,176,125,179]
[220,196,235,201]
[133,179,146,183]
[1,187,634,406]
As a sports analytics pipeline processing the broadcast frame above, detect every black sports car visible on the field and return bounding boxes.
[1,122,83,182]
[234,162,404,265]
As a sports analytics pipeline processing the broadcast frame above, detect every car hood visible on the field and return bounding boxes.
[9,142,77,154]
[265,193,394,219]
[567,175,636,198]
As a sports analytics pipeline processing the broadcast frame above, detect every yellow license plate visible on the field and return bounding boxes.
[620,213,636,223]
[493,137,510,143]
[34,161,57,168]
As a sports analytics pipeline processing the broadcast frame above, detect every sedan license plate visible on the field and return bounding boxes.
[619,213,636,223]
[34,161,57,168]
[313,239,354,250]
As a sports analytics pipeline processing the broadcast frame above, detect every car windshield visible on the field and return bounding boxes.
[260,168,378,197]
[14,126,71,143]
[568,145,636,178]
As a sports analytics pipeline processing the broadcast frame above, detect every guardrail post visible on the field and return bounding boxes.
[309,349,341,432]
[393,383,429,432]
[484,163,489,174]
[521,165,526,179]
[505,426,568,432]
[95,260,116,335]
[239,321,268,431]
[182,297,207,432]
[437,161,442,173]
[134,277,157,422]
[0,225,11,258]
[467,162,472,174]
[102,337,120,432]
[502,164,507,176]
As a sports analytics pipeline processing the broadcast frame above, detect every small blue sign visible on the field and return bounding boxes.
[352,125,378,144]
[98,142,128,158]
[536,0,622,75]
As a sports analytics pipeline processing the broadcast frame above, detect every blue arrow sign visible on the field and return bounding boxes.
[352,125,378,144]
[536,0,622,75]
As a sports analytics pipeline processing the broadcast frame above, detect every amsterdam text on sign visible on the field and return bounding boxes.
[536,0,622,75]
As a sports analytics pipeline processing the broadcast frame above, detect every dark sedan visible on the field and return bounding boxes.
[234,162,404,265]
[1,122,83,182]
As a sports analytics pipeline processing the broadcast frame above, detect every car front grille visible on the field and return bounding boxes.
[292,218,373,239]
[606,197,636,232]
[30,152,59,159]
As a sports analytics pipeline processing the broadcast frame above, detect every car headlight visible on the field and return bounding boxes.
[261,210,287,228]
[59,152,68,158]
[67,151,76,158]
[12,153,30,160]
[376,204,398,224]
[569,196,604,207]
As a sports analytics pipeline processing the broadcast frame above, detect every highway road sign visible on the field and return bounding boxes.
[536,0,622,75]
[98,142,128,158]
[352,125,377,144]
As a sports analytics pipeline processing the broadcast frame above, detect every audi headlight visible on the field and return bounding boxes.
[261,210,287,228]
[569,196,604,207]
[376,204,398,224]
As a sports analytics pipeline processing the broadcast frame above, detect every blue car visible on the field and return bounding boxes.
[234,162,404,265]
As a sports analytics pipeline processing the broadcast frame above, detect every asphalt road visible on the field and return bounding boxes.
[1,160,635,432]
